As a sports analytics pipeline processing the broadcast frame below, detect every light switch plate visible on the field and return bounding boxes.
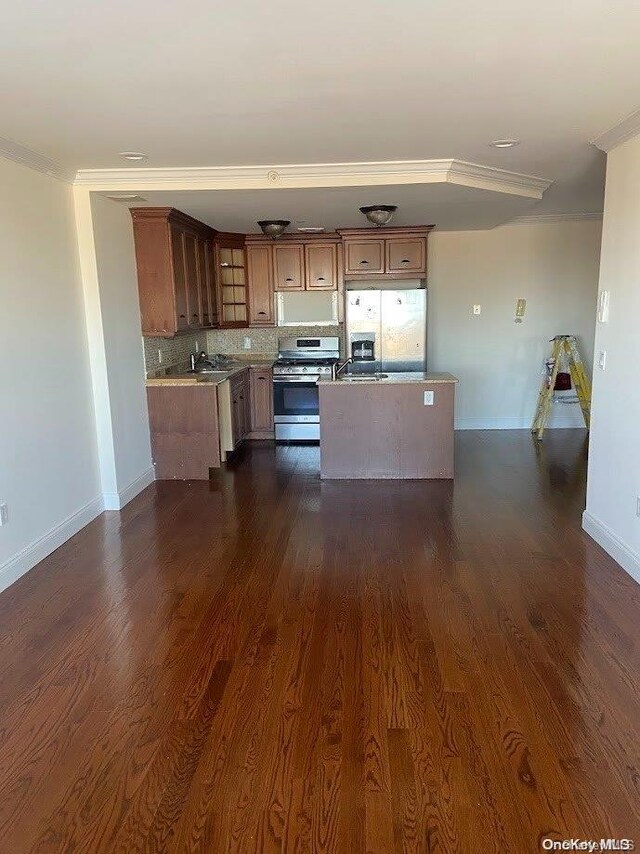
[598,290,610,323]
[473,305,481,315]
[423,390,434,406]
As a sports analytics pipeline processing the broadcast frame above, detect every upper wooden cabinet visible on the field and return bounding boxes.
[248,236,341,294]
[305,243,338,290]
[246,244,275,326]
[344,239,385,276]
[338,226,433,280]
[386,237,425,273]
[214,233,248,328]
[273,244,305,291]
[131,208,216,337]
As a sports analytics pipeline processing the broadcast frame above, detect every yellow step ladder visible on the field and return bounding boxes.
[532,335,591,440]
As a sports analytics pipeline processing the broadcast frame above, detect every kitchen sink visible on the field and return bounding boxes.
[338,373,388,382]
[185,369,230,379]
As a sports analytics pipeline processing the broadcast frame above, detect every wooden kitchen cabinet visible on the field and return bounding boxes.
[147,385,221,479]
[339,226,433,280]
[249,367,274,435]
[131,207,215,336]
[183,231,201,328]
[214,233,248,328]
[273,244,305,291]
[230,371,251,447]
[305,243,338,290]
[344,239,385,276]
[249,235,341,294]
[246,244,275,325]
[386,237,426,274]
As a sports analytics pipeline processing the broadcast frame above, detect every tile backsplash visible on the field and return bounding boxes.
[143,325,344,374]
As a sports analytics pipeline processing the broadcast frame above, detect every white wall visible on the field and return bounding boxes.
[427,220,602,428]
[583,135,640,584]
[0,158,101,593]
[89,195,153,506]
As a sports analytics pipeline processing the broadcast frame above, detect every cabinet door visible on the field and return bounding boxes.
[241,378,251,438]
[205,240,218,327]
[217,241,248,327]
[196,236,212,327]
[305,244,338,290]
[183,231,201,327]
[344,239,385,276]
[273,244,305,291]
[170,226,189,332]
[386,237,426,275]
[247,245,275,325]
[250,368,273,431]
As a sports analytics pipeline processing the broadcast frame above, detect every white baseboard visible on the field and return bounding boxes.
[582,511,640,586]
[455,414,586,430]
[0,497,104,596]
[103,466,155,511]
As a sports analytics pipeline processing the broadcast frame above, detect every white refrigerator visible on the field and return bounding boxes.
[345,289,427,373]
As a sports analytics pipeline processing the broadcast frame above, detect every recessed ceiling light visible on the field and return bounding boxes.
[489,139,520,149]
[119,151,148,162]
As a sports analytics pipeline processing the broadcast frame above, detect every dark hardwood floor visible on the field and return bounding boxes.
[0,430,638,853]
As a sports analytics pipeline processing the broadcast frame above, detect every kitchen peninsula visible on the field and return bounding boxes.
[319,373,457,479]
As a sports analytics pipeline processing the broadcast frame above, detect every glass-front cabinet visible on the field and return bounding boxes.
[215,235,248,327]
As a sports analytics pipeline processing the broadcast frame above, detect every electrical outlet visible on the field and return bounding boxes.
[598,351,607,370]
[243,336,251,350]
[473,305,481,315]
[0,503,8,526]
[157,349,163,364]
[423,390,434,406]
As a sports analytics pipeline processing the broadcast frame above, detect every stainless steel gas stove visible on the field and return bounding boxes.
[272,337,340,441]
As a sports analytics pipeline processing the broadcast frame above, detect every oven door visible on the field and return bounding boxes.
[273,377,320,423]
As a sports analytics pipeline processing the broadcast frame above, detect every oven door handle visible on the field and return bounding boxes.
[273,377,320,384]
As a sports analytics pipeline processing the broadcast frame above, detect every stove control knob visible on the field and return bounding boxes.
[302,366,308,372]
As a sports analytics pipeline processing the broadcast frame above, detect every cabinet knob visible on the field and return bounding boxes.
[258,376,266,381]
[401,259,410,264]
[258,311,266,315]
[285,277,294,282]
[360,260,369,265]
[318,277,325,282]
[179,314,186,319]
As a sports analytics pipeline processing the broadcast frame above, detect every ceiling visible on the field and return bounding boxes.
[3,0,640,223]
[116,183,545,232]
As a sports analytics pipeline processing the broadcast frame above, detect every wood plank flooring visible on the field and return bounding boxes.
[0,430,638,852]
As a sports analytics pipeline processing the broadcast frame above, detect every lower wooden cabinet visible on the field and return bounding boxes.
[146,385,221,480]
[249,367,274,434]
[230,372,250,448]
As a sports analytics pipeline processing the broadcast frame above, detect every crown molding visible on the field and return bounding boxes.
[0,136,75,183]
[592,109,640,152]
[500,211,603,227]
[74,158,552,199]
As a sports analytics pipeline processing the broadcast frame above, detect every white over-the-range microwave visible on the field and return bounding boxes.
[276,291,339,326]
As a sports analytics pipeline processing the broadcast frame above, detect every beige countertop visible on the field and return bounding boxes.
[146,358,274,387]
[319,372,458,386]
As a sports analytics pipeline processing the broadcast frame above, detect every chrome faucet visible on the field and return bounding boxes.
[190,351,209,372]
[332,357,353,380]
